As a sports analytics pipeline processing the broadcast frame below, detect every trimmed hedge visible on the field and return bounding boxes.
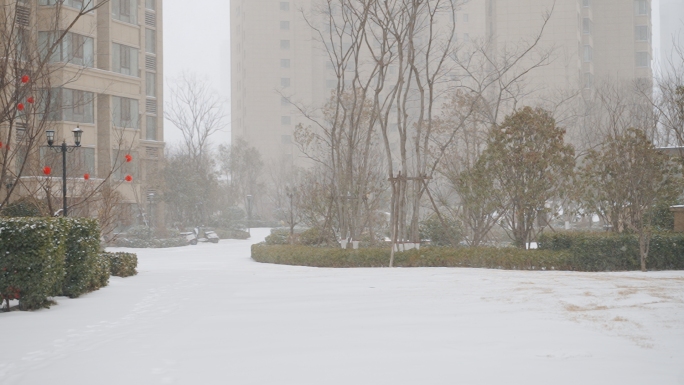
[61,219,105,298]
[1,217,138,311]
[90,254,111,291]
[538,231,684,271]
[114,237,187,248]
[253,233,684,271]
[252,244,573,270]
[105,252,138,277]
[0,218,67,310]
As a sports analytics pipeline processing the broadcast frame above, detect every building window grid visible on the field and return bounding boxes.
[635,25,649,42]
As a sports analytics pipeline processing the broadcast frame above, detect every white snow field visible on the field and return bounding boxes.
[1,228,684,385]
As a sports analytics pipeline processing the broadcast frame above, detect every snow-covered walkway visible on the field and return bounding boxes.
[2,228,683,384]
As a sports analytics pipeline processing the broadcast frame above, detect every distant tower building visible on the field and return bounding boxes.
[231,0,653,160]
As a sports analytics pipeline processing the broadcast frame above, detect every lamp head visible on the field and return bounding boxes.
[46,130,55,146]
[72,126,83,146]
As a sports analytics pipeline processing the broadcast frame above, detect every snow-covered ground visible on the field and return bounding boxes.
[2,228,683,384]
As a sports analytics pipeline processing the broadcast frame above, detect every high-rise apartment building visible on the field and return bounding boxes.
[231,0,653,159]
[1,0,164,226]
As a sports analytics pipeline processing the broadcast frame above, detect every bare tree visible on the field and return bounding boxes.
[165,72,226,164]
[0,0,112,211]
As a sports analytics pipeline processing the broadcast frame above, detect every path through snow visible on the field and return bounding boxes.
[1,228,683,384]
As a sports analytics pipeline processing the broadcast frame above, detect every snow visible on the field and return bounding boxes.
[2,228,684,384]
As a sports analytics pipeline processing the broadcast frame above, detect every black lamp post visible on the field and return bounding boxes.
[46,126,82,217]
[285,186,296,243]
[147,191,155,229]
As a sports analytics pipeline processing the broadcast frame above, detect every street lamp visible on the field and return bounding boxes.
[46,126,82,217]
[246,194,253,237]
[147,191,155,229]
[285,186,296,244]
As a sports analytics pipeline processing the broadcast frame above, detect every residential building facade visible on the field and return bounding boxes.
[1,0,164,227]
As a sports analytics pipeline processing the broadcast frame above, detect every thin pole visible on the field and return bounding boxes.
[62,141,67,217]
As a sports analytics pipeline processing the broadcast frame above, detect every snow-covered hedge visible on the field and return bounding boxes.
[0,218,67,310]
[62,219,108,298]
[538,231,684,271]
[251,244,573,270]
[0,217,129,311]
[104,252,138,277]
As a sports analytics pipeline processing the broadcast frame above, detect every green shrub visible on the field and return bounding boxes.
[265,228,292,245]
[113,237,187,248]
[127,225,154,241]
[299,227,336,246]
[538,231,684,271]
[214,228,250,240]
[1,198,45,217]
[105,252,138,277]
[419,215,462,246]
[0,218,67,310]
[61,218,105,298]
[90,253,111,291]
[252,244,573,270]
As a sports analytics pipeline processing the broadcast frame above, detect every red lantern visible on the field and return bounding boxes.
[84,173,90,180]
[125,175,133,182]
[21,75,29,83]
[0,142,3,148]
[27,96,35,104]
[43,166,51,175]
[125,154,132,163]
[17,103,24,111]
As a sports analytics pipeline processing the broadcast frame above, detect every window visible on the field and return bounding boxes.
[39,0,85,9]
[280,40,290,49]
[583,0,590,7]
[112,96,139,129]
[146,29,156,54]
[463,13,469,22]
[582,18,592,35]
[280,2,289,11]
[38,31,94,67]
[146,72,156,97]
[635,0,648,15]
[583,72,593,89]
[281,116,291,125]
[280,21,290,30]
[326,79,336,89]
[112,43,139,76]
[636,52,650,67]
[583,45,593,62]
[64,89,94,123]
[145,0,155,10]
[281,77,290,87]
[113,0,138,24]
[112,151,138,180]
[70,33,84,59]
[281,135,292,144]
[281,96,289,106]
[40,147,95,178]
[146,115,157,140]
[281,59,290,68]
[635,25,649,41]
[464,33,470,42]
[45,88,95,124]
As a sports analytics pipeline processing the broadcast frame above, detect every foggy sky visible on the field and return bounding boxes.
[163,0,232,147]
